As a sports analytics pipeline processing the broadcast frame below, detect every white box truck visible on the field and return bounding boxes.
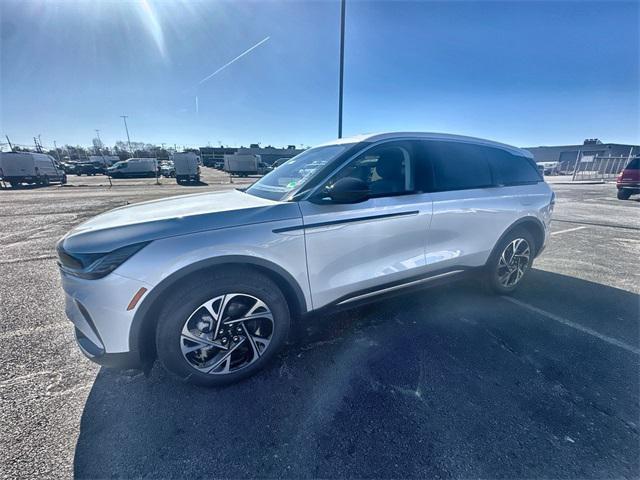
[107,158,158,178]
[0,152,66,187]
[223,154,269,177]
[172,152,201,184]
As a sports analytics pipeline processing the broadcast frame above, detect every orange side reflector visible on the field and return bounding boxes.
[127,287,148,311]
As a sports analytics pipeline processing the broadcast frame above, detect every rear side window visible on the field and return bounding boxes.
[488,149,542,185]
[427,141,493,191]
[626,157,640,169]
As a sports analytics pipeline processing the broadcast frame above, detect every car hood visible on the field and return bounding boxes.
[59,189,301,254]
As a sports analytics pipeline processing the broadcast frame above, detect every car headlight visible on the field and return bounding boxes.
[58,241,150,279]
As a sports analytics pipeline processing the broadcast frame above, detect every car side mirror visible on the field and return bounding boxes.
[327,177,370,204]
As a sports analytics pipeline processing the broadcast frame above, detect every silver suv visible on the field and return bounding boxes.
[57,132,554,386]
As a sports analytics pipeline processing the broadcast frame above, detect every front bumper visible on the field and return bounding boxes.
[61,269,152,369]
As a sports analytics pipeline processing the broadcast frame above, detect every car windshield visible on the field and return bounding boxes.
[245,144,353,201]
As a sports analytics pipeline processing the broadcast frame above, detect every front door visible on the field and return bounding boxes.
[299,140,433,309]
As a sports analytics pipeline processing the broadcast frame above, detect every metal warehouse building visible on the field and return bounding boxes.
[199,144,303,168]
[525,139,638,174]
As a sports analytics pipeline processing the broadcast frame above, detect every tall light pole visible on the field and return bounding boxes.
[120,115,132,151]
[337,0,346,138]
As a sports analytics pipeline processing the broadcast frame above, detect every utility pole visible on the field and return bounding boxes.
[5,135,14,152]
[53,140,61,161]
[337,0,346,138]
[120,115,132,151]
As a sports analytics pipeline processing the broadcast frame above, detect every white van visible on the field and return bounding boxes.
[0,152,66,187]
[107,158,158,178]
[171,152,201,184]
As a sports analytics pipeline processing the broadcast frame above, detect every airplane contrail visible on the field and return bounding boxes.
[198,36,270,85]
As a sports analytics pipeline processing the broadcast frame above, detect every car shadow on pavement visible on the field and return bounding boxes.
[73,270,639,479]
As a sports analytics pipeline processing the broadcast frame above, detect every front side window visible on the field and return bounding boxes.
[428,141,493,191]
[246,144,352,201]
[323,142,416,197]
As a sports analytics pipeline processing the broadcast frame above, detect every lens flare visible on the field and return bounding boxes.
[137,0,166,59]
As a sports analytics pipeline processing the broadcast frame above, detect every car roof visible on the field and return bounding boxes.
[317,132,532,158]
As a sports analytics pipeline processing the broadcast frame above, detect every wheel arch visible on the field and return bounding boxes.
[129,255,308,366]
[492,216,546,261]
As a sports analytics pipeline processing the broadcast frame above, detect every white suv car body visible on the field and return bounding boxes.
[58,132,554,385]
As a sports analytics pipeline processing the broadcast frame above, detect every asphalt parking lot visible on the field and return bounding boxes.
[1,170,638,479]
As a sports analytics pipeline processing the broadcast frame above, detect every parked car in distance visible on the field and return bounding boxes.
[616,156,640,200]
[89,155,118,168]
[59,161,78,175]
[172,152,201,184]
[57,132,554,386]
[75,161,105,176]
[536,162,559,176]
[107,158,158,178]
[160,161,175,178]
[0,152,67,187]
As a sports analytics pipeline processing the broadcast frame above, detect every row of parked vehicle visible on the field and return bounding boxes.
[0,152,202,187]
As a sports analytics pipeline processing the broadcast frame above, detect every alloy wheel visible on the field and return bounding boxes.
[497,238,531,288]
[180,293,274,375]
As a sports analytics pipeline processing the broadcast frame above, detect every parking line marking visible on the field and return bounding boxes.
[502,296,640,356]
[550,226,587,236]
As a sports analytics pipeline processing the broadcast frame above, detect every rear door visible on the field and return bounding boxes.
[422,141,519,270]
[299,140,433,309]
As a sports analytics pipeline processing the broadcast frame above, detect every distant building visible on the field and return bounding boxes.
[235,145,303,166]
[525,139,637,173]
[199,145,303,168]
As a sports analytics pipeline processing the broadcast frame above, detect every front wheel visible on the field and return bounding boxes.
[484,228,535,295]
[156,269,290,386]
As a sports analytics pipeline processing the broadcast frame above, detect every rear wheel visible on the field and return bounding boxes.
[484,228,535,295]
[156,269,290,386]
[617,189,631,200]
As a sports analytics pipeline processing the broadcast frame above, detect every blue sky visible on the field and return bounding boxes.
[1,0,638,150]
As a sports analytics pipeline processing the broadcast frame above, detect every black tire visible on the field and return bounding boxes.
[483,227,536,295]
[10,181,19,188]
[617,189,631,200]
[156,268,291,387]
